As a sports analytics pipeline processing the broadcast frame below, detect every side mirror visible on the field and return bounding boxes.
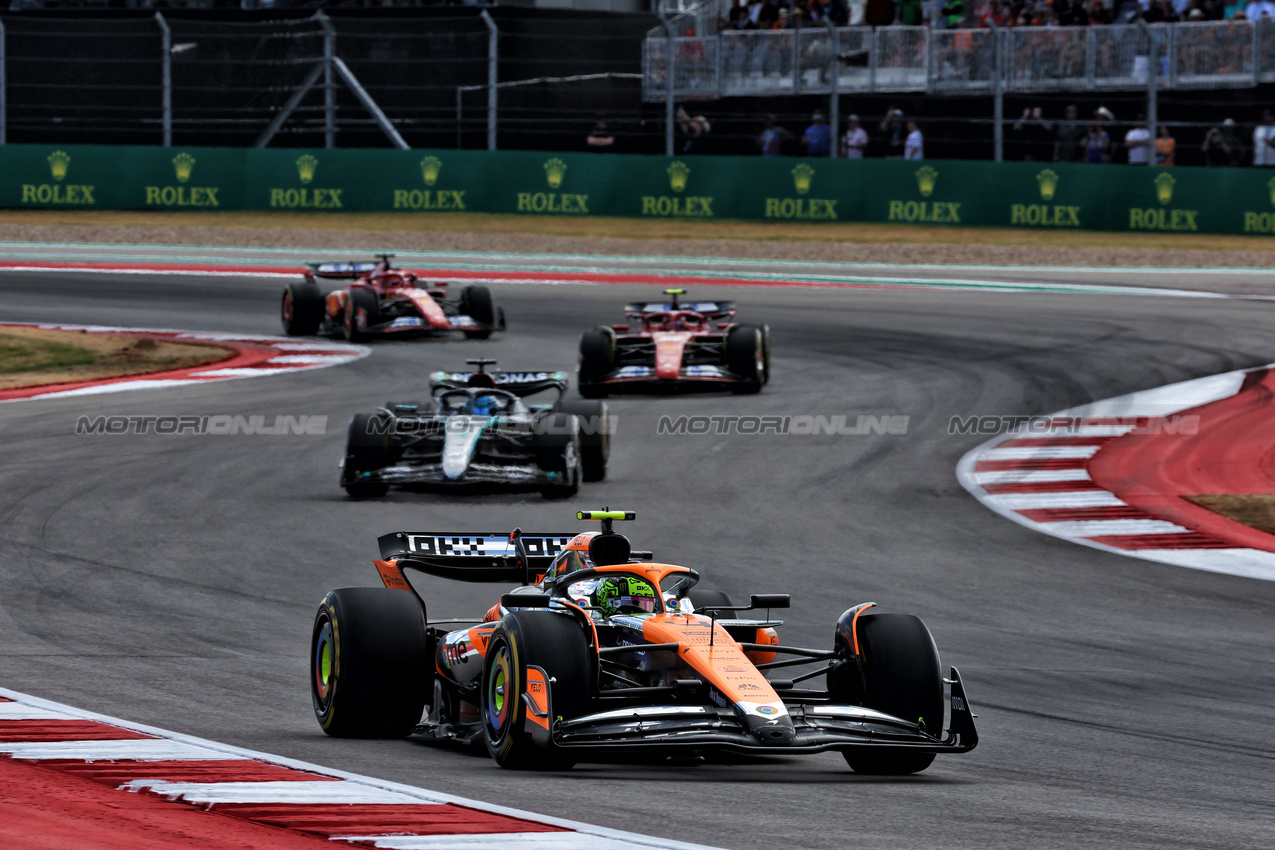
[611,324,630,332]
[501,593,551,609]
[750,594,790,609]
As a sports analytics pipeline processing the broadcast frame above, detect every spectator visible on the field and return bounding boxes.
[1124,116,1152,164]
[880,107,907,157]
[842,114,869,158]
[1012,106,1053,161]
[1154,125,1176,165]
[1085,121,1111,163]
[803,110,833,157]
[586,121,615,151]
[1201,118,1243,166]
[1054,104,1086,163]
[865,0,897,25]
[847,0,868,24]
[758,114,794,156]
[899,0,925,24]
[676,107,711,155]
[1254,109,1275,166]
[757,0,781,28]
[939,0,966,26]
[904,120,924,160]
[1246,0,1275,18]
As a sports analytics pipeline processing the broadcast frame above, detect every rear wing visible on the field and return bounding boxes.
[624,301,735,318]
[429,370,568,397]
[306,261,379,280]
[378,531,575,583]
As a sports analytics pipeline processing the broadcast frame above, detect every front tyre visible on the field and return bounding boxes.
[343,413,392,498]
[344,287,379,342]
[536,413,582,499]
[558,399,609,482]
[840,612,943,776]
[577,328,614,399]
[725,324,764,394]
[311,587,430,738]
[460,285,497,339]
[481,612,592,770]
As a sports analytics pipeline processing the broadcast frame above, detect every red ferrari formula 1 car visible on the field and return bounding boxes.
[577,289,769,397]
[281,254,505,342]
[309,510,978,775]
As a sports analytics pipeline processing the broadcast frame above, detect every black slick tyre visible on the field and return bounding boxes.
[558,399,609,482]
[282,282,324,336]
[536,413,581,499]
[343,413,392,498]
[725,324,764,394]
[311,587,430,738]
[481,611,591,770]
[577,328,614,398]
[842,612,943,776]
[460,285,496,339]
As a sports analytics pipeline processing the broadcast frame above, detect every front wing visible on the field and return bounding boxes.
[532,667,978,757]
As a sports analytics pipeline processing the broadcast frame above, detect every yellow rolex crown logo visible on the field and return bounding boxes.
[1036,169,1059,202]
[296,154,319,184]
[48,151,71,182]
[792,163,815,196]
[172,152,196,184]
[1154,172,1176,205]
[667,161,690,193]
[1267,176,1275,207]
[420,156,442,186]
[544,158,567,190]
[915,165,938,198]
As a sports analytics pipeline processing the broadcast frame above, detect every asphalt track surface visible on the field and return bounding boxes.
[1,269,1273,850]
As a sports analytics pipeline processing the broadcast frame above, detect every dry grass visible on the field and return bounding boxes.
[1186,494,1275,537]
[0,326,231,390]
[2,209,1275,269]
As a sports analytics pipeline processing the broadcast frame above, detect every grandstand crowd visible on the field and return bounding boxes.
[721,0,1275,27]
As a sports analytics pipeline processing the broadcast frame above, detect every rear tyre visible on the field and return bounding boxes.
[343,413,392,498]
[481,611,592,770]
[311,587,430,738]
[577,328,614,399]
[725,324,764,395]
[558,399,609,482]
[282,282,324,336]
[344,287,379,342]
[535,413,582,499]
[841,613,943,776]
[460,285,497,339]
[760,324,772,384]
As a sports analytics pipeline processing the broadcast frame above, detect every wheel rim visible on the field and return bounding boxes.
[313,617,335,708]
[486,643,513,735]
[282,291,294,322]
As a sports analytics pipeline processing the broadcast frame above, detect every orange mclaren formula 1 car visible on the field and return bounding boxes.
[577,289,770,397]
[310,511,978,774]
[281,254,505,342]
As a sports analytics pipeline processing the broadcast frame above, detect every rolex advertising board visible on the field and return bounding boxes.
[0,143,1266,236]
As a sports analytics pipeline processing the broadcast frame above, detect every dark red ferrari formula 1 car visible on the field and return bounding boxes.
[577,289,769,397]
[281,254,505,342]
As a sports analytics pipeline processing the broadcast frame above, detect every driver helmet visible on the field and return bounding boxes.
[593,575,658,617]
[468,394,496,417]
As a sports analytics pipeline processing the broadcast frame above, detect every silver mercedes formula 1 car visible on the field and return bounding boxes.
[340,359,609,499]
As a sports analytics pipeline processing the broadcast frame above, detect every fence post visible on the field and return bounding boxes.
[1138,20,1157,167]
[479,10,497,151]
[0,19,7,146]
[823,20,838,158]
[456,88,463,149]
[1254,20,1262,87]
[318,12,336,149]
[925,27,934,95]
[155,12,171,147]
[657,3,675,157]
[869,27,878,93]
[990,22,1002,163]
